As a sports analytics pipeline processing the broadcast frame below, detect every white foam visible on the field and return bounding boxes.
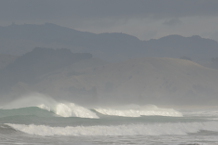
[1,93,99,119]
[6,121,218,136]
[95,105,183,117]
[38,104,51,111]
[54,103,99,118]
[38,102,99,118]
[0,93,181,118]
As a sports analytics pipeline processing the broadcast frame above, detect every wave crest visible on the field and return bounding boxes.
[6,121,218,136]
[94,105,183,117]
[1,93,99,119]
[1,93,182,118]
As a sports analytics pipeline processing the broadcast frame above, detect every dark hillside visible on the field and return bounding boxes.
[1,23,218,62]
[0,47,92,93]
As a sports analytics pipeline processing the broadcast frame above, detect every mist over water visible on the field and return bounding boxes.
[0,93,183,118]
[0,93,218,145]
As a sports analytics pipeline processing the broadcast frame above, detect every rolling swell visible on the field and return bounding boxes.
[0,124,17,134]
[0,104,183,119]
[0,107,54,118]
[6,121,218,136]
[1,94,183,119]
[0,105,98,120]
[0,94,99,119]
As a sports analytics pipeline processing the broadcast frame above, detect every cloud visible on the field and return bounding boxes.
[1,0,218,41]
[163,18,182,26]
[1,0,218,22]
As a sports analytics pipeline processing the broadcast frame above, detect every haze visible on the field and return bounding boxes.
[1,0,218,41]
[0,0,218,107]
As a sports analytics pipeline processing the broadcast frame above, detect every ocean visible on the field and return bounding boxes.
[0,95,218,145]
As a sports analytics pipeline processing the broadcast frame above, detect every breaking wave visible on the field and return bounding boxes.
[0,93,98,119]
[94,105,183,117]
[0,93,183,119]
[6,121,218,136]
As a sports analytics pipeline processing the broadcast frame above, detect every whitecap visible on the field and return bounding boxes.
[6,121,218,136]
[94,105,183,117]
[1,93,99,119]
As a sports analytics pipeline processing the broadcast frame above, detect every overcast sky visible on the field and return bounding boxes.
[1,0,218,41]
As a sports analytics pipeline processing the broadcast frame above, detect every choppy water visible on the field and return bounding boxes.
[0,94,218,145]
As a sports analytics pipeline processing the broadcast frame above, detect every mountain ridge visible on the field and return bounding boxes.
[0,23,218,62]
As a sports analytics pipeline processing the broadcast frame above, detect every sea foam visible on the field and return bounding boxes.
[6,121,218,136]
[52,103,98,118]
[38,102,99,118]
[1,93,182,118]
[94,105,183,117]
